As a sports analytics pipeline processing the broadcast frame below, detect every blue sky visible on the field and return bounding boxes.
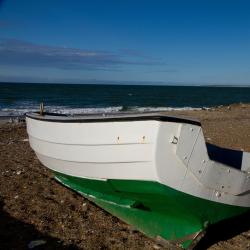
[0,0,249,85]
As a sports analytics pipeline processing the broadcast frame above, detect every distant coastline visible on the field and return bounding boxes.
[0,81,250,87]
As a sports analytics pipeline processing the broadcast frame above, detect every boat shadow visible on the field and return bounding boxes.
[0,197,78,250]
[194,210,250,249]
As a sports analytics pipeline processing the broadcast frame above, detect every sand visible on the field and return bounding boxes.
[0,104,250,250]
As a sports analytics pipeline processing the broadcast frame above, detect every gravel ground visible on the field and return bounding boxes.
[0,104,249,250]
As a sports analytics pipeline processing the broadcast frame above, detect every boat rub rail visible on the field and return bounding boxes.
[26,111,201,126]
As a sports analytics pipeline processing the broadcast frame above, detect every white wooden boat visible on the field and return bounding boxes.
[26,111,250,249]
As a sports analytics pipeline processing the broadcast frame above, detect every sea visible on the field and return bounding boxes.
[1,83,250,116]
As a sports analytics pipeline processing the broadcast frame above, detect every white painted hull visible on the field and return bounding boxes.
[26,112,250,207]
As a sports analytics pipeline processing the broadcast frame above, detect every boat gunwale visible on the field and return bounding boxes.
[25,112,201,126]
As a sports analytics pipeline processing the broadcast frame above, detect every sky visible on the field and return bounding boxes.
[0,0,249,85]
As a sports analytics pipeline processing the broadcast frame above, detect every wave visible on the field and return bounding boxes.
[0,105,208,116]
[131,106,203,112]
[0,106,123,115]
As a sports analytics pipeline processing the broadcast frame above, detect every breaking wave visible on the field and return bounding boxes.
[0,105,207,116]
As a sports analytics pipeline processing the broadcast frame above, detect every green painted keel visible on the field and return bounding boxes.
[54,172,249,249]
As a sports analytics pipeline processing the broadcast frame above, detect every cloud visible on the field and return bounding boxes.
[0,38,164,71]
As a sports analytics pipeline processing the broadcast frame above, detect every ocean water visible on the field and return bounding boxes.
[1,83,250,115]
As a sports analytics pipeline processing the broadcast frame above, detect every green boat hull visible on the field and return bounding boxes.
[54,172,249,249]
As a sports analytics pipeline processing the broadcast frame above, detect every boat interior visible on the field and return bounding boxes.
[206,143,246,170]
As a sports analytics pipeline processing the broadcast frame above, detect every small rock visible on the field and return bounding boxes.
[22,138,29,142]
[14,195,19,199]
[243,232,250,238]
[82,202,88,212]
[28,240,46,249]
[16,170,22,175]
[153,244,161,249]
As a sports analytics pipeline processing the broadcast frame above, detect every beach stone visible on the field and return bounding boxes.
[153,244,162,249]
[82,202,88,212]
[28,240,46,249]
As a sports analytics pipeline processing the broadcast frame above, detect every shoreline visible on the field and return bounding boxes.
[0,101,249,118]
[0,104,249,249]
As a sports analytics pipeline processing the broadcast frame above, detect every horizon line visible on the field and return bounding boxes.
[0,80,250,87]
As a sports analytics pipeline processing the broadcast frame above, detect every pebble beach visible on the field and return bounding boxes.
[0,104,250,250]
